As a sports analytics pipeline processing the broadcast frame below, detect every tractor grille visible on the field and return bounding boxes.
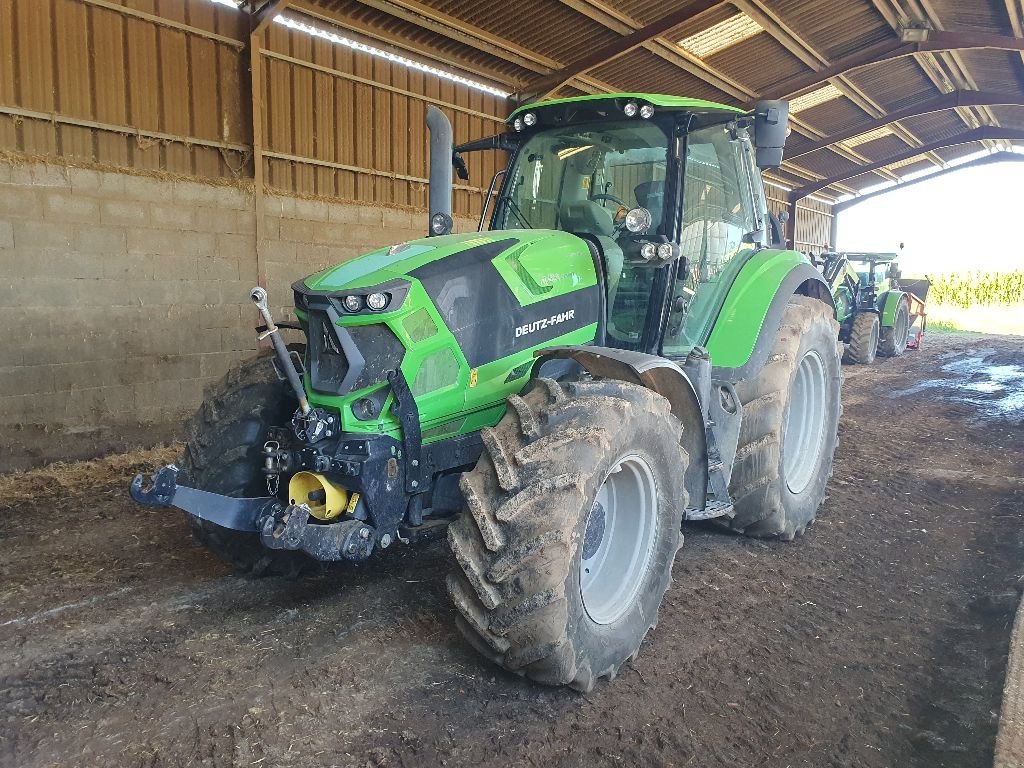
[308,311,349,392]
[307,310,405,395]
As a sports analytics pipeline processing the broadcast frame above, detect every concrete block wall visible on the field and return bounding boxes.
[0,160,474,470]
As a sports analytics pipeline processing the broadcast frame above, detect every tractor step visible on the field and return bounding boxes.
[684,500,735,521]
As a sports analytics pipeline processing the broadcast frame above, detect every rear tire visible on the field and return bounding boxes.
[728,296,841,540]
[878,297,910,357]
[447,378,688,691]
[843,311,879,364]
[179,349,315,578]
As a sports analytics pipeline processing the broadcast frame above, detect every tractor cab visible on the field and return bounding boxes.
[846,252,900,295]
[454,94,787,360]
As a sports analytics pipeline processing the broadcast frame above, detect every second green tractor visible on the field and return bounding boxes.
[820,250,928,364]
[133,94,842,692]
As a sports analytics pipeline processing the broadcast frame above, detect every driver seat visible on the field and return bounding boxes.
[559,200,624,307]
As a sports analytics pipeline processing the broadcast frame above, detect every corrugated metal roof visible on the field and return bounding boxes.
[761,0,894,60]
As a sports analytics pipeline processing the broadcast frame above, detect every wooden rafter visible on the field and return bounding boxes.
[515,0,725,103]
[759,31,1024,101]
[788,91,1024,159]
[790,127,1024,199]
[736,0,907,180]
[295,0,620,95]
[832,151,1024,211]
[251,0,292,33]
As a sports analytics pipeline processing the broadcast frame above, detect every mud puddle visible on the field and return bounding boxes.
[894,346,1024,422]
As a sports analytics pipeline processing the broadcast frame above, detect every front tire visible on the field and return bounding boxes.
[447,378,688,691]
[179,350,315,578]
[843,311,879,364]
[728,296,841,540]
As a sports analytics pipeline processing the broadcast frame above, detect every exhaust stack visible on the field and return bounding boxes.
[426,105,454,236]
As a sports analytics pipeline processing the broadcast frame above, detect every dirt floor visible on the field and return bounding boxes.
[2,332,1023,768]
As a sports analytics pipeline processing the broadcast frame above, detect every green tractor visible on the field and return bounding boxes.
[132,94,842,691]
[820,250,926,364]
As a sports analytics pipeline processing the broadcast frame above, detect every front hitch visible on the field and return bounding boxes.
[130,464,275,532]
[130,465,378,561]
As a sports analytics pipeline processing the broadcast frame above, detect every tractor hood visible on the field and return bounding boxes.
[293,228,602,442]
[300,229,594,295]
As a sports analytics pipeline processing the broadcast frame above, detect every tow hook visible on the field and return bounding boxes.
[258,503,376,562]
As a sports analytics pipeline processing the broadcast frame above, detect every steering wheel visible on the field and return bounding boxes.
[590,193,626,207]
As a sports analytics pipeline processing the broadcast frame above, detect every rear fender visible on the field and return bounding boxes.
[532,346,708,508]
[707,252,832,382]
[879,290,908,327]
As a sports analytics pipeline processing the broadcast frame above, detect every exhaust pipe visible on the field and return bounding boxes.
[426,105,453,236]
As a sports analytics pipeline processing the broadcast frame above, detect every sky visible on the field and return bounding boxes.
[835,158,1024,275]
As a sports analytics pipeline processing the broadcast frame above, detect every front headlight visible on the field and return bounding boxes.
[342,295,362,312]
[366,292,389,311]
[624,207,653,233]
[430,212,453,236]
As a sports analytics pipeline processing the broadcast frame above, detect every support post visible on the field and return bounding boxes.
[250,29,266,290]
[785,196,799,251]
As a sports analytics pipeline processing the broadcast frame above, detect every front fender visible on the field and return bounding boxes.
[531,346,708,508]
[706,250,831,381]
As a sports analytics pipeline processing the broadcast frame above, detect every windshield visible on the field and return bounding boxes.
[492,120,670,235]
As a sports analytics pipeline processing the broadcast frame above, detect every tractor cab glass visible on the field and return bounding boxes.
[490,119,671,347]
[662,123,763,354]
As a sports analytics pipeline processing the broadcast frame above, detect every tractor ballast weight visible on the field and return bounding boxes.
[132,94,842,691]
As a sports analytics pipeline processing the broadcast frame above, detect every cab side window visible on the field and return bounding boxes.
[663,126,759,354]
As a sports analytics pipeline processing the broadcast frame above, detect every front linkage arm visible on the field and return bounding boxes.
[130,464,275,531]
[130,465,375,561]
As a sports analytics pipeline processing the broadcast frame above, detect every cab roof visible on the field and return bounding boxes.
[507,93,744,124]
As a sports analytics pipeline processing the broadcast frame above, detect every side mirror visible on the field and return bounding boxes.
[453,152,469,181]
[753,100,790,169]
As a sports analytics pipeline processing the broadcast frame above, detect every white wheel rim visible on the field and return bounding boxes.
[579,454,658,626]
[783,350,828,495]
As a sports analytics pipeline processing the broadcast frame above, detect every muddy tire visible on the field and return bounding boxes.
[728,296,841,540]
[447,378,688,691]
[878,297,910,357]
[179,349,315,578]
[843,311,879,365]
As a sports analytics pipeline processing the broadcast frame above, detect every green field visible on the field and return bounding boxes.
[909,271,1024,336]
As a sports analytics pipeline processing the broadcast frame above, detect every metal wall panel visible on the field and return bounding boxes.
[765,182,834,252]
[0,0,506,218]
[257,19,506,216]
[0,0,249,178]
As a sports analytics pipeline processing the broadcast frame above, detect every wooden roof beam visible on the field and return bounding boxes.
[515,0,725,103]
[787,91,1024,159]
[317,0,622,96]
[737,0,906,178]
[251,0,292,34]
[759,31,1024,101]
[790,127,1024,200]
[832,150,1024,212]
[557,0,755,102]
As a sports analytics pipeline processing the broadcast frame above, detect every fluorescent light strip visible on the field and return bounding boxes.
[201,1,509,97]
[679,13,763,58]
[844,126,894,147]
[274,16,509,97]
[789,84,843,114]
